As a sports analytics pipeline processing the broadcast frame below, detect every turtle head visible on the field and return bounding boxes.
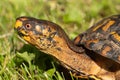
[14,16,68,52]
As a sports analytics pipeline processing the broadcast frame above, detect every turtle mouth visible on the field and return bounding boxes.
[17,31,25,37]
[14,26,28,37]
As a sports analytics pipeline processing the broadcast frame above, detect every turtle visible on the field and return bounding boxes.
[14,15,120,80]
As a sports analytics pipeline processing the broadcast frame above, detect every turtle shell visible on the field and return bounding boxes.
[74,15,120,64]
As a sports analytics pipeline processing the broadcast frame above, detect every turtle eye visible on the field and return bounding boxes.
[25,24,32,29]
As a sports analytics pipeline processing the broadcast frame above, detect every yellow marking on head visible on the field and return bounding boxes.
[22,36,30,42]
[15,20,22,28]
[102,20,115,31]
[20,30,27,35]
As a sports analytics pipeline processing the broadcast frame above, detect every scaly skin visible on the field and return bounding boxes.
[14,16,120,80]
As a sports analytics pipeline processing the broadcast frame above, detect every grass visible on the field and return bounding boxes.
[0,0,120,80]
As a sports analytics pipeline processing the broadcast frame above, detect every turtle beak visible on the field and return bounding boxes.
[14,20,27,37]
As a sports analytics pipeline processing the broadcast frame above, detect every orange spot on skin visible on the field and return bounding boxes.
[15,20,22,28]
[22,36,30,42]
[102,20,115,31]
[102,46,111,56]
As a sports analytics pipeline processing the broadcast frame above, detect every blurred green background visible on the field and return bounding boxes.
[0,0,120,80]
